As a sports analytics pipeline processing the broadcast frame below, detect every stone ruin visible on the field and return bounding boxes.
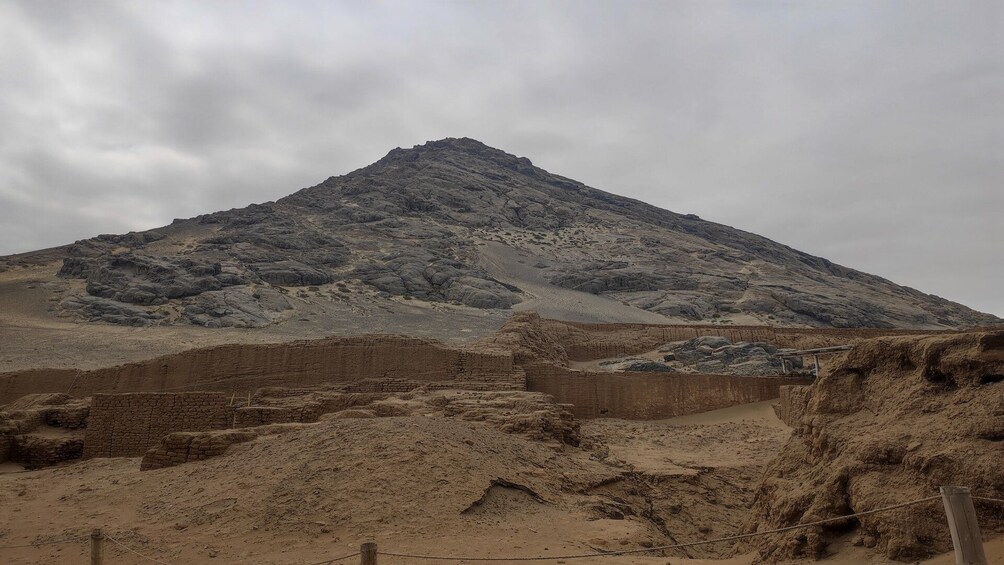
[0,393,89,469]
[0,313,913,474]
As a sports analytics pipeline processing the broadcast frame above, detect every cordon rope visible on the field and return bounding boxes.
[378,495,943,561]
[104,534,174,565]
[3,492,1000,561]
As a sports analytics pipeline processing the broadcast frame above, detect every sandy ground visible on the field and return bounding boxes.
[581,401,791,476]
[1,397,1000,564]
[569,346,674,372]
[478,240,675,325]
[0,403,789,565]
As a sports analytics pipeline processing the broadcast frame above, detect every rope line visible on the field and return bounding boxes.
[379,495,942,561]
[104,534,173,565]
[307,551,361,564]
[1,493,993,561]
[0,535,87,550]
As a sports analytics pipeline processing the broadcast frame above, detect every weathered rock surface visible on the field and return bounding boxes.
[741,331,1004,562]
[6,137,998,329]
[590,335,804,376]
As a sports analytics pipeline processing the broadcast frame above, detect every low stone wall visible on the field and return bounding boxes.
[774,385,813,427]
[0,393,91,467]
[0,335,523,405]
[526,363,813,419]
[82,392,229,458]
[141,424,304,471]
[10,434,84,469]
[0,428,12,463]
[141,430,258,471]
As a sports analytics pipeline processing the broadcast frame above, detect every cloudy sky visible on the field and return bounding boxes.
[1,1,1000,315]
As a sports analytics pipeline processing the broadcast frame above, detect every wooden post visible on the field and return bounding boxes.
[90,529,103,565]
[940,486,988,565]
[360,542,377,565]
[813,355,819,377]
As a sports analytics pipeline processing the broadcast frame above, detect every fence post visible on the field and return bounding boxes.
[360,541,377,565]
[90,529,103,565]
[940,486,988,565]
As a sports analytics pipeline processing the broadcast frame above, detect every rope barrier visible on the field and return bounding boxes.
[0,534,87,550]
[0,492,995,561]
[379,495,942,561]
[104,534,174,565]
[307,551,361,564]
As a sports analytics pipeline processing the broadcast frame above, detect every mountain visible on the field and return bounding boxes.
[2,137,998,330]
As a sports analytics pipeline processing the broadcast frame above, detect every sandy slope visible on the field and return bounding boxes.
[478,240,675,324]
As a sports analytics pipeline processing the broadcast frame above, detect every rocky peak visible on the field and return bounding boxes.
[8,139,998,330]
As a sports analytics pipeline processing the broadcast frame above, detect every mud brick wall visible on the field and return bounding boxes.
[0,336,523,404]
[0,427,12,463]
[526,363,814,419]
[141,430,258,471]
[83,392,229,458]
[774,385,813,427]
[10,435,84,469]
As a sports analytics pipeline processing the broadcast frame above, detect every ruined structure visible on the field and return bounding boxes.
[0,313,958,474]
[83,392,230,458]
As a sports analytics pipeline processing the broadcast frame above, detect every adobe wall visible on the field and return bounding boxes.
[0,336,522,405]
[526,363,813,419]
[541,320,950,362]
[82,392,229,458]
[141,429,259,471]
[774,385,813,428]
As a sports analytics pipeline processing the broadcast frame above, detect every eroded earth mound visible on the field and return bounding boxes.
[742,330,1004,562]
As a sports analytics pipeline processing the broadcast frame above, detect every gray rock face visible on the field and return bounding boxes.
[183,287,291,328]
[22,137,1000,329]
[60,295,166,326]
[354,251,519,309]
[658,337,804,376]
[68,253,246,305]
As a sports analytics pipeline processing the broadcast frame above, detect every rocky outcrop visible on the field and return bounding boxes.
[741,331,1004,562]
[355,250,520,309]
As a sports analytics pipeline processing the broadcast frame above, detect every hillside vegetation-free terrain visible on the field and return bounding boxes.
[1,138,997,339]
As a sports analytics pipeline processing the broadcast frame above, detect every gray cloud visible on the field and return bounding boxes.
[0,1,1000,315]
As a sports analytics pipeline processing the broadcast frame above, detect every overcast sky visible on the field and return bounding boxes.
[1,1,1000,315]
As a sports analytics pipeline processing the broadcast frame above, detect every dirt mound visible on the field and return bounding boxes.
[741,331,1004,562]
[1,417,612,563]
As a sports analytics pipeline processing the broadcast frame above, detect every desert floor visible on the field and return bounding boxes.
[1,400,1000,564]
